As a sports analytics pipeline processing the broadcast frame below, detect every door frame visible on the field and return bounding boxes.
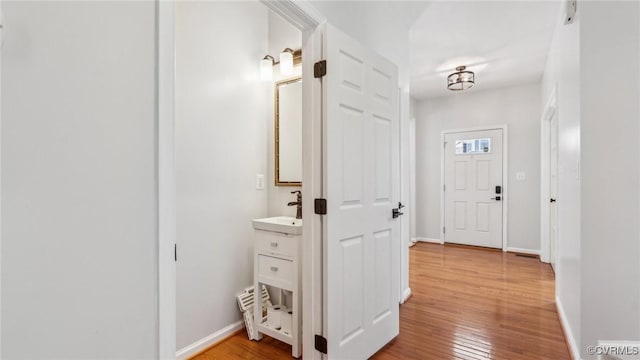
[263,4,325,360]
[440,125,509,251]
[398,90,411,304]
[409,117,416,246]
[540,87,558,264]
[157,2,326,359]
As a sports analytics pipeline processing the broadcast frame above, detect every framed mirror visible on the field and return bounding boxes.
[275,77,302,186]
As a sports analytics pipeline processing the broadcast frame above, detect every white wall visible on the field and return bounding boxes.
[309,0,429,299]
[541,5,581,356]
[580,2,640,358]
[415,83,542,252]
[175,1,269,350]
[310,1,426,88]
[267,10,303,218]
[1,1,158,358]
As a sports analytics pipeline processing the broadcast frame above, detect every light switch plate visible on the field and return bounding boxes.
[256,174,265,190]
[516,172,526,181]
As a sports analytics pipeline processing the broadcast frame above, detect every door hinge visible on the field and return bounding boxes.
[174,243,177,262]
[314,198,327,215]
[443,184,446,191]
[314,60,327,78]
[315,334,327,354]
[443,227,446,234]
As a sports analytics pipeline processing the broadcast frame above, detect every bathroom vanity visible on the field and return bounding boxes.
[252,217,302,358]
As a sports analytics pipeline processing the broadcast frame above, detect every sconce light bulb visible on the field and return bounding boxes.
[280,49,294,76]
[260,56,274,81]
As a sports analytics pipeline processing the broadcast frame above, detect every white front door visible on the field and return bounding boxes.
[444,129,503,249]
[323,24,400,359]
[549,116,559,271]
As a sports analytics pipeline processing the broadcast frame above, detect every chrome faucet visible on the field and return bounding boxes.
[287,190,302,219]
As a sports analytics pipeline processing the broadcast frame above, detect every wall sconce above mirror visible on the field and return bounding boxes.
[260,55,275,81]
[260,49,302,81]
[280,48,295,76]
[275,77,302,186]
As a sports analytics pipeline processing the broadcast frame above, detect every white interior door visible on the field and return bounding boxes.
[549,116,559,271]
[323,24,400,359]
[444,129,503,249]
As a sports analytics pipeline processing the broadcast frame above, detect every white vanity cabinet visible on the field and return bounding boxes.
[253,229,302,358]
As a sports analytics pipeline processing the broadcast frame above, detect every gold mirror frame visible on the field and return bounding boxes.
[275,77,302,187]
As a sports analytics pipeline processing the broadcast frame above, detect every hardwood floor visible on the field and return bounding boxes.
[192,243,570,359]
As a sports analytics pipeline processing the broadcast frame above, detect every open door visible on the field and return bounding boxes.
[322,24,400,359]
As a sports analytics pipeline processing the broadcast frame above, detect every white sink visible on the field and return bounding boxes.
[252,216,302,235]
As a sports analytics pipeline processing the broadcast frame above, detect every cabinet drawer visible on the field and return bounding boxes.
[256,231,297,257]
[258,255,293,289]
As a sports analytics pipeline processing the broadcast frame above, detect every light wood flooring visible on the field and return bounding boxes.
[192,242,571,359]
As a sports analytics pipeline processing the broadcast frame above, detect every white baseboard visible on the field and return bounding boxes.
[556,296,581,360]
[506,247,540,256]
[176,320,244,360]
[414,237,443,244]
[401,287,412,304]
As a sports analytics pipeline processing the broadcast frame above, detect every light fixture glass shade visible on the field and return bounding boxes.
[260,56,274,81]
[447,66,475,91]
[280,49,294,76]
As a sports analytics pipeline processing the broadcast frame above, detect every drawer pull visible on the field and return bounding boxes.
[270,266,279,272]
[270,241,278,247]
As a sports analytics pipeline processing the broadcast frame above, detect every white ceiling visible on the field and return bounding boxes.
[410,1,561,100]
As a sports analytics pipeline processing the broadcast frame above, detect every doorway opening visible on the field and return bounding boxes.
[157,1,323,359]
[159,2,409,359]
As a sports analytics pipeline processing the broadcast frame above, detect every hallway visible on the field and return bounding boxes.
[193,243,570,359]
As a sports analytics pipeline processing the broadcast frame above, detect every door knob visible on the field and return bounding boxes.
[491,196,501,201]
[550,198,557,203]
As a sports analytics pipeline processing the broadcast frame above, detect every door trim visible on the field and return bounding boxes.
[399,90,411,305]
[540,87,558,264]
[440,125,509,251]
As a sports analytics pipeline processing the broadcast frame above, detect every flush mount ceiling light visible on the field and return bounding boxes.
[260,55,275,81]
[447,65,475,91]
[280,48,295,75]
